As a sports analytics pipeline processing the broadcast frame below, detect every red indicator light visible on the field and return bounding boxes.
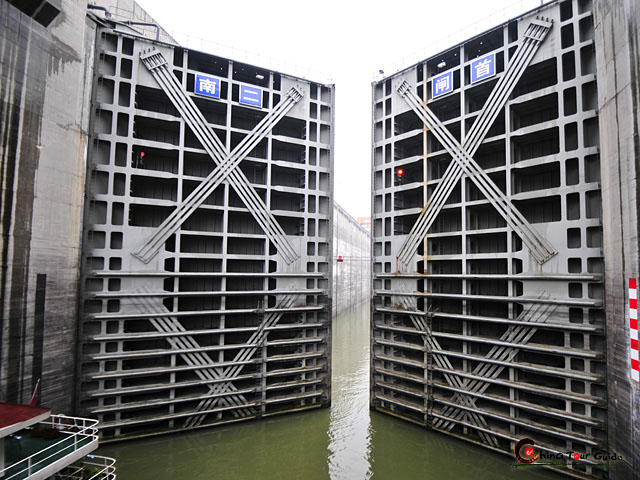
[140,151,145,158]
[337,255,343,262]
[397,168,404,176]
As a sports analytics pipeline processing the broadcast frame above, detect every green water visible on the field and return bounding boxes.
[99,302,560,479]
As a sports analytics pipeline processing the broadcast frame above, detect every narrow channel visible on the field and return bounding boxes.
[99,302,560,479]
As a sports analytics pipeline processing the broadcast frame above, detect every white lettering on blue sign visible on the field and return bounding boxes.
[432,71,453,99]
[239,84,263,108]
[194,73,220,99]
[471,53,496,84]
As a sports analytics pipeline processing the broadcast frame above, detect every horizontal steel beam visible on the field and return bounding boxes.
[374,310,603,332]
[375,290,603,307]
[91,322,325,342]
[91,289,324,298]
[92,272,326,278]
[434,398,600,446]
[90,305,324,321]
[433,383,602,427]
[374,273,602,281]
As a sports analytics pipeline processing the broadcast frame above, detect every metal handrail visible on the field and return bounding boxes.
[1,415,99,480]
[53,455,117,480]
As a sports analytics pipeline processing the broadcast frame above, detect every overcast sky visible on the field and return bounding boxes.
[135,0,550,219]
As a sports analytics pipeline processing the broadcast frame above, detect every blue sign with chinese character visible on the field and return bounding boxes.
[239,84,263,108]
[432,70,453,99]
[194,73,221,99]
[471,53,496,84]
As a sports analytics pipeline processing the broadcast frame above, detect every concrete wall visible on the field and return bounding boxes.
[593,0,640,477]
[0,0,95,411]
[87,0,176,44]
[333,202,371,317]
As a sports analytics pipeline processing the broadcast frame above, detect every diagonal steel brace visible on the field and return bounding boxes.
[134,290,255,417]
[395,18,555,271]
[134,49,302,264]
[184,294,298,428]
[395,296,500,447]
[434,297,557,431]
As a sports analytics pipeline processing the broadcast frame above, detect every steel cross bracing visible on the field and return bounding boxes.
[432,296,556,432]
[384,293,556,447]
[395,296,499,447]
[185,294,298,428]
[395,18,555,271]
[134,49,302,264]
[134,290,255,418]
[133,290,299,428]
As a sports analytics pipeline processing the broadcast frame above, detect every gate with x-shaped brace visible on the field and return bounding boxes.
[372,16,563,447]
[395,17,556,272]
[134,49,303,265]
[123,49,322,428]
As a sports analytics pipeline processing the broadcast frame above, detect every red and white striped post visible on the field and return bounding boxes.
[629,278,639,382]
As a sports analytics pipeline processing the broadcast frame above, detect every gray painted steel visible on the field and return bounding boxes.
[370,1,612,478]
[77,24,334,440]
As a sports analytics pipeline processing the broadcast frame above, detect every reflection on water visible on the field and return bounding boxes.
[328,300,372,480]
[100,301,560,479]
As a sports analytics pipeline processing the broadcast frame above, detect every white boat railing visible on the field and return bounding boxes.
[0,414,99,480]
[51,454,117,480]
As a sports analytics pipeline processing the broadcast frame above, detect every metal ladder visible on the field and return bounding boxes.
[134,49,302,264]
[396,18,555,271]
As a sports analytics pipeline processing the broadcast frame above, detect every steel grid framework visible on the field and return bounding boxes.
[77,27,334,440]
[370,1,607,478]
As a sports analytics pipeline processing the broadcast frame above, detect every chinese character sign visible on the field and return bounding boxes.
[432,71,453,99]
[194,73,221,99]
[239,84,263,108]
[471,53,496,84]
